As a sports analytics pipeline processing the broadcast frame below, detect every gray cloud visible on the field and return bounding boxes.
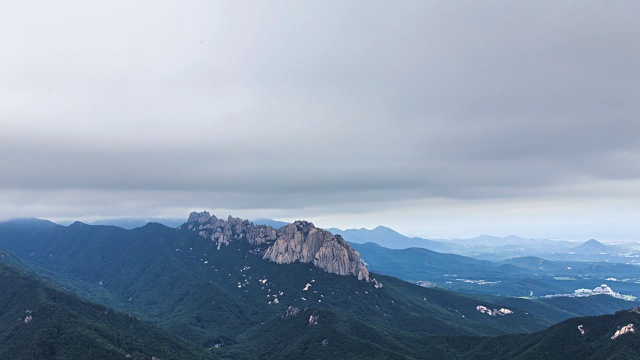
[1,1,639,239]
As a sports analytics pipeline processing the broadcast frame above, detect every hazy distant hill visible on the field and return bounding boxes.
[353,242,640,299]
[86,217,185,229]
[352,242,500,281]
[572,239,628,255]
[330,223,640,263]
[251,218,289,229]
[328,225,456,252]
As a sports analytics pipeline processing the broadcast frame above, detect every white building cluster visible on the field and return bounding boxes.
[543,284,637,301]
[574,284,616,297]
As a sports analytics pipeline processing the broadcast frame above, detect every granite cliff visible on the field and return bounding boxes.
[183,211,278,249]
[181,211,372,282]
[264,221,370,281]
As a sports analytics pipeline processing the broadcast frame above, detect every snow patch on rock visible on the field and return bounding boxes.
[611,324,635,339]
[303,283,312,291]
[309,313,319,325]
[476,305,513,316]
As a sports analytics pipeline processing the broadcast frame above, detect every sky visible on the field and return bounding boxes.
[1,1,638,241]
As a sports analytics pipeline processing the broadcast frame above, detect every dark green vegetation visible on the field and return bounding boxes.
[0,261,215,360]
[447,308,640,359]
[0,218,638,359]
[353,242,640,298]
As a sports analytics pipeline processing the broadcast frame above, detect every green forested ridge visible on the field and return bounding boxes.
[449,308,640,359]
[0,261,216,360]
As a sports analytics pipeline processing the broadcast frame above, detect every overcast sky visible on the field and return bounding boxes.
[1,1,638,240]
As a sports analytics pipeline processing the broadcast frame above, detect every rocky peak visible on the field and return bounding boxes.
[187,211,214,225]
[263,221,370,281]
[181,211,373,283]
[291,220,316,234]
[282,306,300,319]
[181,211,278,249]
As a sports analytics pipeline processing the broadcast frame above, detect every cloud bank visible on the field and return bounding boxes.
[1,1,638,239]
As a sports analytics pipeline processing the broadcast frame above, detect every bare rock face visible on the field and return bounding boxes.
[282,306,300,319]
[308,313,319,325]
[187,211,213,225]
[181,211,278,249]
[182,212,371,282]
[611,324,635,340]
[252,224,279,245]
[263,221,327,264]
[263,221,370,281]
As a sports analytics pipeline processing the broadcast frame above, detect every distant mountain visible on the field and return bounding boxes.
[252,218,290,229]
[85,217,185,229]
[326,226,601,262]
[328,225,456,252]
[0,260,214,360]
[352,242,501,282]
[571,239,629,255]
[1,217,60,230]
[574,239,608,252]
[354,242,640,300]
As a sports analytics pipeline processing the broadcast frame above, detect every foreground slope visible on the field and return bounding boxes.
[0,260,215,360]
[454,308,640,359]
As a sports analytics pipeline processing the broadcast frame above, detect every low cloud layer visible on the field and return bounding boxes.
[1,1,638,239]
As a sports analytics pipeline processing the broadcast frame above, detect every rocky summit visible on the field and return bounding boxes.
[183,211,278,249]
[182,211,372,282]
[264,221,370,281]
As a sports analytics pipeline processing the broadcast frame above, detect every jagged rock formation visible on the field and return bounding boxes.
[182,211,278,249]
[476,305,513,316]
[611,324,635,340]
[282,306,300,319]
[181,211,372,282]
[263,221,370,281]
[308,313,319,325]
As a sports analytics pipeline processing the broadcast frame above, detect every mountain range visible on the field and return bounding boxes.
[352,242,640,300]
[325,224,639,263]
[0,213,638,359]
